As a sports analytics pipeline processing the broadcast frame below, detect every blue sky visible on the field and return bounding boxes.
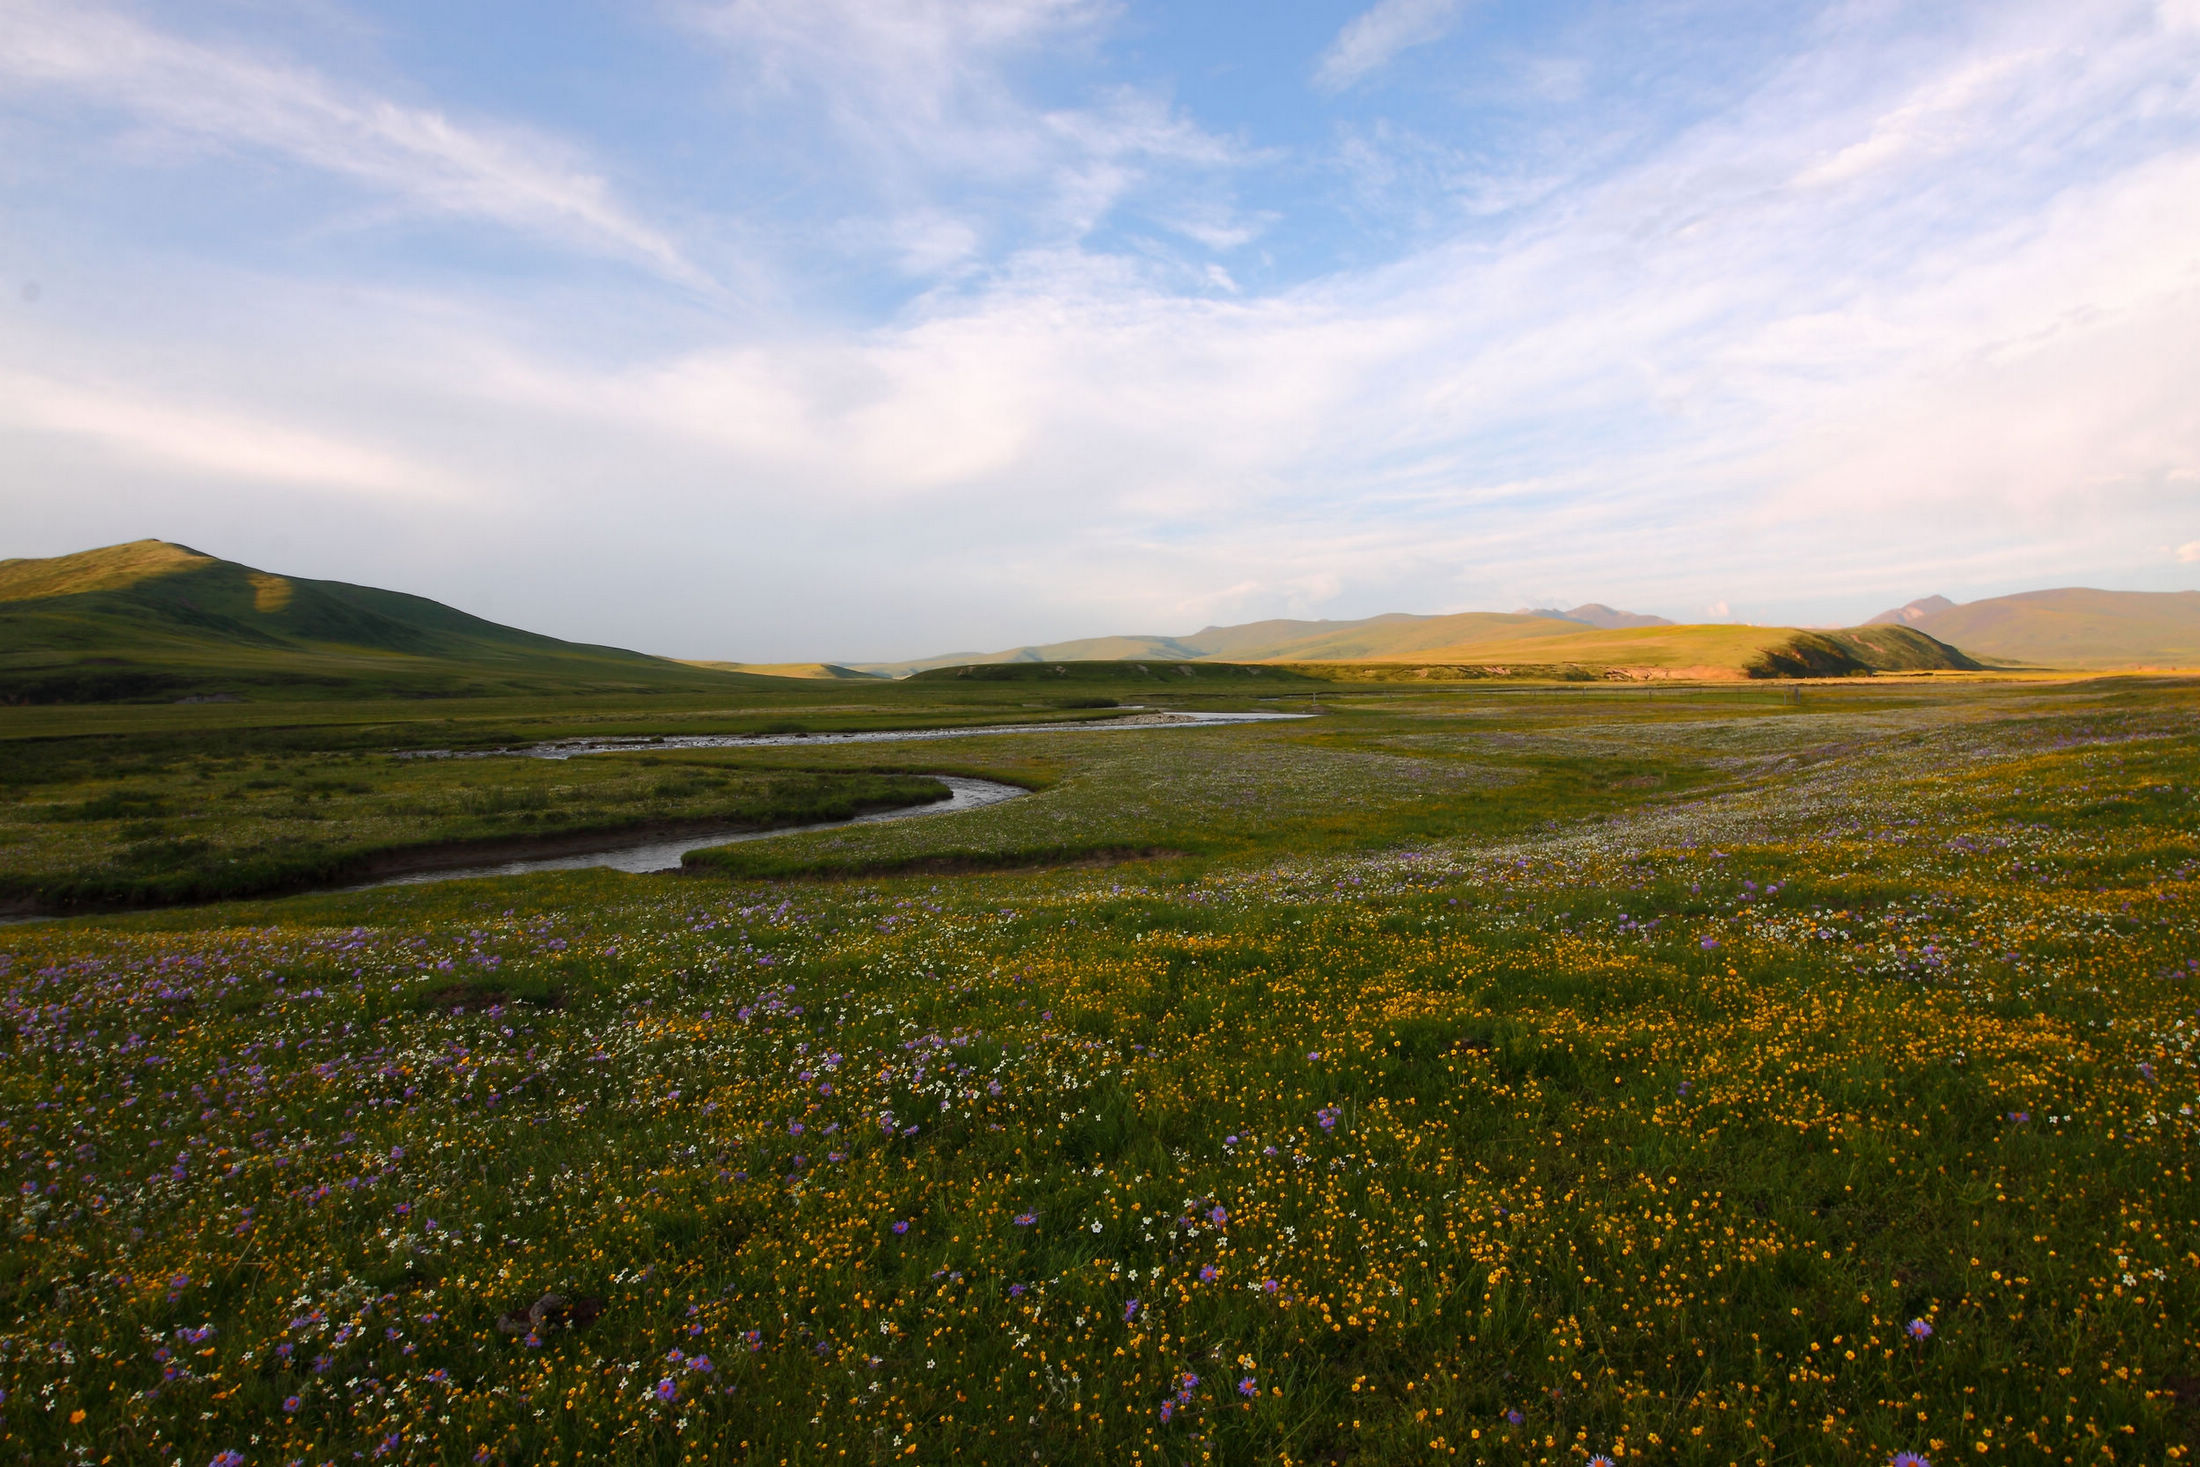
[3,0,2197,659]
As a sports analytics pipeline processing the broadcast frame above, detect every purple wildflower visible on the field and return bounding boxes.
[653,1378,678,1402]
[1237,1377,1257,1397]
[1906,1318,1933,1341]
[283,1394,301,1412]
[1123,1298,1141,1322]
[892,1219,909,1234]
[1199,1265,1219,1282]
[1890,1455,1933,1467]
[1013,1212,1037,1226]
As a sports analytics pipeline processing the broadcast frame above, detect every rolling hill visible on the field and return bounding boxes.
[856,609,1980,680]
[680,661,888,681]
[851,608,1685,676]
[1865,588,2200,668]
[0,539,782,703]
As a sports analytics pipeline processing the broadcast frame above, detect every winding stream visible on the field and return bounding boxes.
[348,775,1031,889]
[352,711,1310,889]
[1,710,1311,920]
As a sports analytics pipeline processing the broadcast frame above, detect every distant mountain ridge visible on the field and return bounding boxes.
[852,606,1679,677]
[1861,588,2200,668]
[1516,603,1676,630]
[860,586,2197,677]
[0,539,779,702]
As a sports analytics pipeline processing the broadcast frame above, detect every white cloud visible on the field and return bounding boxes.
[1315,0,1467,93]
[0,368,463,499]
[0,0,704,285]
[2178,541,2200,563]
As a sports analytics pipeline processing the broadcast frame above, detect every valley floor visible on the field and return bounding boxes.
[1,678,2195,1464]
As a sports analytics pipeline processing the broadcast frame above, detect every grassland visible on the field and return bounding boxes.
[0,682,1175,912]
[0,674,2195,1465]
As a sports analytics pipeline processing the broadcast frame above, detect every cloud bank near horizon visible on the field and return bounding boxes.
[2,0,2196,661]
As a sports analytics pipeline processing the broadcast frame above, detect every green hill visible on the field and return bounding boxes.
[1892,588,2200,669]
[0,539,783,703]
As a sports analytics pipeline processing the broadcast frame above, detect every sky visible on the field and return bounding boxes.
[3,0,2198,661]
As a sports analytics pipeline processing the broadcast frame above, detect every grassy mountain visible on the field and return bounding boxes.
[0,539,783,703]
[1883,588,2200,668]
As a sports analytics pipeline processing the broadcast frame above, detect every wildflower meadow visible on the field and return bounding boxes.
[1,679,2195,1464]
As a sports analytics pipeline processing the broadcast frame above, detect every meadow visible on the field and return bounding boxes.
[0,675,2194,1465]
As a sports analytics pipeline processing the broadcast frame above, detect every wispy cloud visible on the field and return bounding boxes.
[2,0,2196,657]
[681,0,1254,263]
[1315,0,1468,93]
[0,0,705,285]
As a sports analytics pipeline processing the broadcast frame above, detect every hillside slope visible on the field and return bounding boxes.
[0,540,779,702]
[1282,623,1977,679]
[1895,588,2200,668]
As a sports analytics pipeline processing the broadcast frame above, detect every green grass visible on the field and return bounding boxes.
[0,750,952,912]
[0,674,2195,1464]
